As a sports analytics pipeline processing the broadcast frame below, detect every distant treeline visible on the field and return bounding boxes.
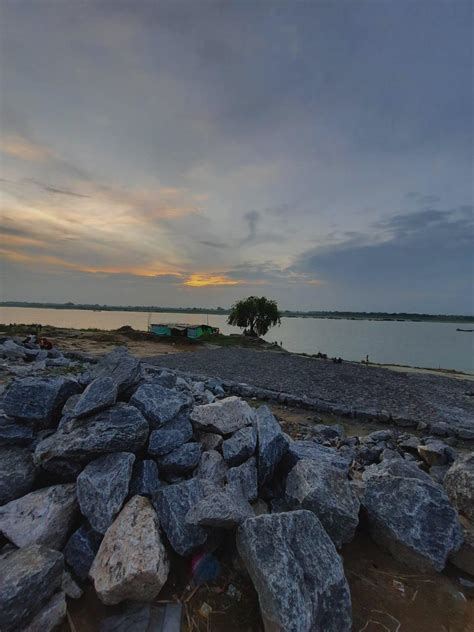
[1,302,473,324]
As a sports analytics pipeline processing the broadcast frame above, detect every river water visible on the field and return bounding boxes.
[1,306,473,373]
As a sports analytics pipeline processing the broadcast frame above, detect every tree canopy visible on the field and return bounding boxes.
[227,296,281,337]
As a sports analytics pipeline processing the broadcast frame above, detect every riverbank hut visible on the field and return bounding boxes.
[149,322,219,339]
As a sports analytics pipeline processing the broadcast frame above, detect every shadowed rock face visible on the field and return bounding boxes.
[91,347,141,396]
[90,496,169,605]
[0,446,37,504]
[0,484,79,550]
[0,544,64,632]
[23,591,66,632]
[63,524,103,581]
[256,405,289,487]
[237,511,352,632]
[130,383,192,428]
[444,453,474,522]
[147,413,193,456]
[33,403,149,465]
[362,463,463,572]
[129,459,162,497]
[76,452,135,533]
[222,426,257,466]
[190,396,256,434]
[286,458,360,548]
[186,490,253,528]
[2,376,81,428]
[194,450,228,486]
[226,457,258,502]
[152,478,216,556]
[156,442,202,475]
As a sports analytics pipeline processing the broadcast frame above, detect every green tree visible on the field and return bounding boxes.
[227,296,281,337]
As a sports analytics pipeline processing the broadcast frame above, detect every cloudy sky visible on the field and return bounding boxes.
[1,1,472,312]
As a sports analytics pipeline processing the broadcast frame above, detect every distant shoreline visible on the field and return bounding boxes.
[1,302,473,324]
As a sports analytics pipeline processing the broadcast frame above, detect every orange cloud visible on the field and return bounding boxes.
[184,274,241,287]
[0,135,52,162]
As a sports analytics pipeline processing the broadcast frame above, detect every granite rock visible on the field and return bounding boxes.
[129,459,162,497]
[0,484,78,549]
[236,511,352,632]
[286,458,360,547]
[444,453,474,522]
[0,446,37,504]
[91,347,141,395]
[195,450,228,486]
[23,591,66,632]
[226,457,258,502]
[156,442,202,475]
[190,396,256,435]
[90,496,169,605]
[222,426,257,466]
[197,431,223,451]
[256,405,289,487]
[147,413,193,456]
[130,383,192,428]
[0,416,34,446]
[186,490,253,528]
[0,544,64,632]
[72,377,118,418]
[77,452,135,533]
[63,524,103,581]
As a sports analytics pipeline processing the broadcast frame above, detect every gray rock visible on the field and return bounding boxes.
[100,602,182,632]
[190,396,256,434]
[431,421,449,437]
[153,370,177,389]
[398,434,421,452]
[92,347,141,395]
[222,426,257,466]
[365,429,395,443]
[0,483,78,549]
[62,570,83,599]
[362,458,433,484]
[0,544,64,632]
[449,520,474,576]
[430,465,450,485]
[147,413,193,456]
[63,524,103,581]
[130,383,192,428]
[0,446,37,504]
[152,479,216,556]
[286,459,360,547]
[156,442,201,475]
[311,424,344,442]
[380,448,402,461]
[195,450,228,486]
[72,377,118,418]
[34,403,149,466]
[129,459,162,497]
[186,490,253,528]
[256,405,288,487]
[23,591,66,632]
[2,376,81,428]
[0,416,34,446]
[284,440,350,473]
[226,457,258,502]
[444,453,474,521]
[417,441,449,466]
[77,452,135,533]
[197,431,223,451]
[362,464,463,571]
[236,511,352,632]
[90,496,170,605]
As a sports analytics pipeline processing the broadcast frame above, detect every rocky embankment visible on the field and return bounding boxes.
[0,336,473,631]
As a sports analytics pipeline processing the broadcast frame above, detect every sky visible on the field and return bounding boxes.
[0,0,472,313]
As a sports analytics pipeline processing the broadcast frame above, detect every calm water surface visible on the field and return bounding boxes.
[1,306,473,373]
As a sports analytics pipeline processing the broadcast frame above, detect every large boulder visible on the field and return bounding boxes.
[417,441,450,466]
[190,396,256,435]
[2,376,81,428]
[23,591,66,632]
[76,452,135,533]
[284,440,351,473]
[152,479,216,556]
[72,377,118,418]
[195,450,228,486]
[90,496,169,605]
[63,524,103,581]
[444,453,474,521]
[130,383,192,428]
[0,415,34,446]
[222,426,257,466]
[0,484,78,549]
[256,405,288,487]
[236,511,352,632]
[362,461,463,571]
[286,459,359,547]
[226,457,258,502]
[147,414,193,456]
[0,544,64,632]
[91,347,141,395]
[156,442,201,475]
[186,490,253,528]
[34,403,149,466]
[0,446,37,504]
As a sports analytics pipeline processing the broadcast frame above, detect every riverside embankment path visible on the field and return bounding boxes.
[146,348,474,437]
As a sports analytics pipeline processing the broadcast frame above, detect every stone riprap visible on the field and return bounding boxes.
[147,347,474,438]
[0,340,472,631]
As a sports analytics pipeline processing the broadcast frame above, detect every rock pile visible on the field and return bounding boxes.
[0,343,471,631]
